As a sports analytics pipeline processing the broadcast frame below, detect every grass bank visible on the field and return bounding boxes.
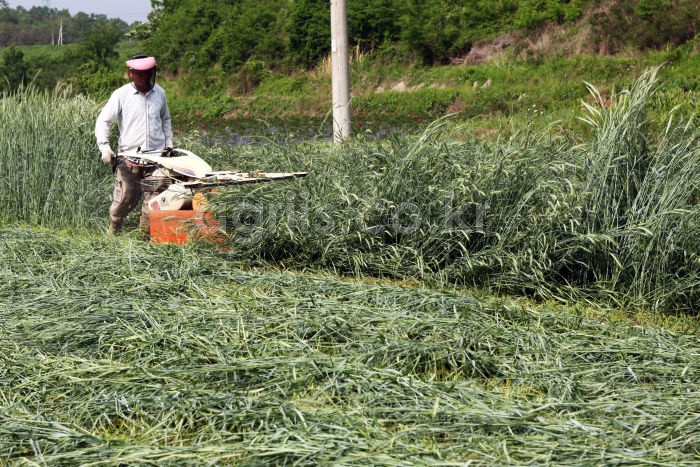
[163,40,699,136]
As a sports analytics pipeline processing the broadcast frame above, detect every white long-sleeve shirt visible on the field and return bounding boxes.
[95,83,173,153]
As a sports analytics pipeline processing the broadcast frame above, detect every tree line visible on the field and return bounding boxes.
[143,0,697,73]
[0,4,132,46]
[0,3,135,95]
[0,0,698,96]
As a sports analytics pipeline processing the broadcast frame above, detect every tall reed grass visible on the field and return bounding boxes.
[208,67,698,312]
[578,66,699,309]
[0,68,696,312]
[0,83,109,229]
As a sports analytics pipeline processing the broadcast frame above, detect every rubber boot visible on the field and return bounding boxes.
[138,196,152,240]
[107,219,123,236]
[138,222,150,241]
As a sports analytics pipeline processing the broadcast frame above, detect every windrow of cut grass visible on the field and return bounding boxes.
[0,227,698,465]
[205,67,698,313]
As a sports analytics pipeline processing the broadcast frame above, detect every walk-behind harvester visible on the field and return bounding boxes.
[112,147,307,243]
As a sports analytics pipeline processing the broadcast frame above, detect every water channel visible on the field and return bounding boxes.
[180,115,431,146]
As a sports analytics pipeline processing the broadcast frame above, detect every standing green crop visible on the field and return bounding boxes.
[0,84,109,229]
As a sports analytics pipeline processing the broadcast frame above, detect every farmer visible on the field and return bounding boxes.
[95,53,173,235]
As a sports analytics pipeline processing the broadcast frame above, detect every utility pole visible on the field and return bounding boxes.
[330,0,351,142]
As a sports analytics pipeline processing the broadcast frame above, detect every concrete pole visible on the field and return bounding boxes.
[331,0,351,142]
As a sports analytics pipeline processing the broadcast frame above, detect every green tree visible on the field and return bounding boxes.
[634,0,699,49]
[146,0,230,73]
[398,0,465,65]
[589,0,698,53]
[69,60,123,97]
[209,0,288,73]
[0,45,29,93]
[348,0,400,52]
[77,20,122,67]
[287,0,329,68]
[515,0,586,30]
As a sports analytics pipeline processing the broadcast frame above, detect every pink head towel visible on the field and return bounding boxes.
[126,56,156,71]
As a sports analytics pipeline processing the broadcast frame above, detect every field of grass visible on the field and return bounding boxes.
[0,68,698,464]
[1,228,698,465]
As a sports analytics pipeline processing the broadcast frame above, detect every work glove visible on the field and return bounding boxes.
[101,148,115,164]
[162,146,176,157]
